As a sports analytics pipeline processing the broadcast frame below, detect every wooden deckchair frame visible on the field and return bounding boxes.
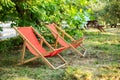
[14,26,67,69]
[46,23,87,57]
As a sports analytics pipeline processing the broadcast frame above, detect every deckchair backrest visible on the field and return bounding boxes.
[18,27,46,56]
[47,24,69,47]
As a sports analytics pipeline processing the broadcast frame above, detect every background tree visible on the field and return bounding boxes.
[105,0,120,27]
[90,0,120,27]
[0,0,95,38]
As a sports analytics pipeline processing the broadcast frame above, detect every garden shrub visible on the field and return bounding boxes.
[0,36,23,54]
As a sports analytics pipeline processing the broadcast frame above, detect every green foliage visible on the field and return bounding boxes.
[65,28,83,40]
[0,0,15,8]
[0,0,15,21]
[0,27,2,31]
[91,0,120,25]
[104,0,120,24]
[0,36,23,54]
[0,0,95,38]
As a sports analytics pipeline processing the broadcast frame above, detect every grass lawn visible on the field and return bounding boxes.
[0,28,120,80]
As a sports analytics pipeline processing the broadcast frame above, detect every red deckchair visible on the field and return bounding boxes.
[46,23,87,56]
[14,26,67,69]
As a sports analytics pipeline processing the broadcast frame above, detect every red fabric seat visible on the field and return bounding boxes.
[18,27,65,57]
[47,24,83,48]
[46,23,86,57]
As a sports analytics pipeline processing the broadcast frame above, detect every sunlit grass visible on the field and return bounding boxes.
[13,77,34,80]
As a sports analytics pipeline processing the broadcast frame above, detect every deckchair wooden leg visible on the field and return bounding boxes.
[21,41,26,63]
[14,26,66,69]
[57,54,67,63]
[39,39,43,46]
[50,54,67,69]
[62,32,65,38]
[79,45,87,56]
[19,42,56,69]
[41,55,67,69]
[69,44,84,57]
[55,63,66,69]
[55,40,58,49]
[41,56,56,69]
[18,37,56,69]
[17,56,39,65]
[79,45,86,50]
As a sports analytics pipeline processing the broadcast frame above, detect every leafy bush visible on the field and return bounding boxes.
[0,0,95,40]
[0,36,23,54]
